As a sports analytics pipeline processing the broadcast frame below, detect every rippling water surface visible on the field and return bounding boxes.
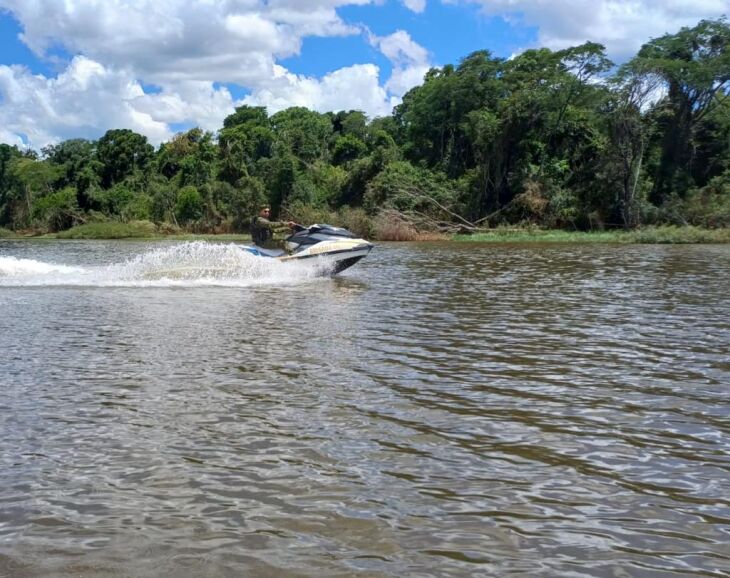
[1,239,729,577]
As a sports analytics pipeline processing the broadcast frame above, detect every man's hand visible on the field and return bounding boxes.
[287,221,296,228]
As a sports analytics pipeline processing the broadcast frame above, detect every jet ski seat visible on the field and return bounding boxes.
[245,246,286,257]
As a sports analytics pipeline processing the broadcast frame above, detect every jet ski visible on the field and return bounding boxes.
[245,224,373,275]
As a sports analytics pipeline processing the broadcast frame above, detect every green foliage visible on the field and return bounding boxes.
[270,107,332,165]
[335,206,373,239]
[89,181,135,215]
[211,177,267,232]
[331,110,368,140]
[218,124,274,184]
[4,157,62,228]
[681,172,730,227]
[42,139,100,209]
[96,129,154,188]
[364,161,457,216]
[622,17,730,202]
[288,173,318,206]
[285,201,337,227]
[10,157,61,195]
[56,221,157,239]
[0,145,24,226]
[310,162,347,206]
[175,186,204,224]
[149,177,178,224]
[332,134,368,166]
[156,128,217,190]
[32,187,80,232]
[258,148,297,210]
[121,193,153,222]
[223,105,269,130]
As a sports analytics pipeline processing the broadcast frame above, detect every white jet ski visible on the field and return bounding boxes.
[245,224,373,275]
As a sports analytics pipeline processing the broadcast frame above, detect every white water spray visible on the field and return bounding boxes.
[0,242,329,287]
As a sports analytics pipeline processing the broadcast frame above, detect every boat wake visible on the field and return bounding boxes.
[0,242,329,287]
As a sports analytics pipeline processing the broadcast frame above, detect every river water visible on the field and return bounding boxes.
[0,240,728,577]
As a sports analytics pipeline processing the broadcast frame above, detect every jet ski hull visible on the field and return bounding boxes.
[278,242,373,275]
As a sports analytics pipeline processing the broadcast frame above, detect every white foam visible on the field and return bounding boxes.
[0,256,85,276]
[0,242,330,287]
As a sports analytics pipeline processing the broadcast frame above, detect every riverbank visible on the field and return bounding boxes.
[51,222,252,242]
[454,226,730,244]
[2,222,729,244]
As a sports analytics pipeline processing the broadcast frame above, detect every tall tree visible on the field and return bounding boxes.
[395,51,504,177]
[622,18,730,203]
[218,106,273,185]
[96,129,154,188]
[0,144,23,226]
[270,107,333,167]
[42,139,100,210]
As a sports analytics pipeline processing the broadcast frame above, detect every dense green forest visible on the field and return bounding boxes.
[1,18,728,239]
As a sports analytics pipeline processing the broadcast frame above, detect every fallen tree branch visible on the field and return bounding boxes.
[398,187,478,229]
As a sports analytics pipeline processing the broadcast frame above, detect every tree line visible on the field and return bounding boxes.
[1,17,728,236]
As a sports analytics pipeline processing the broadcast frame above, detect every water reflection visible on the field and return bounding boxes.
[1,240,729,577]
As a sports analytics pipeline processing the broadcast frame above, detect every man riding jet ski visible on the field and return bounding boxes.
[248,206,373,275]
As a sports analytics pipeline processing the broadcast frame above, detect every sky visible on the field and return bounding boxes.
[0,1,725,150]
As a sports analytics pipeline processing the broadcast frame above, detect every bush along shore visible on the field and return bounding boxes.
[1,19,729,241]
[3,217,727,244]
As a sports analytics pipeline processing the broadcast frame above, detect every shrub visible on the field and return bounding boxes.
[175,186,204,224]
[372,211,419,241]
[336,207,372,239]
[150,178,178,223]
[121,193,153,221]
[288,174,317,206]
[682,173,730,228]
[32,187,80,232]
[364,161,457,217]
[285,201,337,226]
[56,220,157,239]
[311,163,347,206]
[370,210,446,241]
[332,134,368,166]
[156,221,182,235]
[223,177,267,231]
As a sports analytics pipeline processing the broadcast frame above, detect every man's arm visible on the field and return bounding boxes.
[259,217,295,233]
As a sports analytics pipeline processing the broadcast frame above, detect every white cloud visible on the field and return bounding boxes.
[402,0,427,13]
[243,63,400,118]
[456,0,728,61]
[0,0,415,148]
[0,0,363,84]
[375,30,430,65]
[0,57,227,148]
[370,30,431,97]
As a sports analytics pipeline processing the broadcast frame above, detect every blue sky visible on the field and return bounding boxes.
[0,1,723,149]
[282,2,536,79]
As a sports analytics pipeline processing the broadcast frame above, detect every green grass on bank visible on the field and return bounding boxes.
[627,226,730,244]
[453,226,730,244]
[162,233,252,242]
[51,221,253,241]
[4,221,728,243]
[54,221,159,239]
